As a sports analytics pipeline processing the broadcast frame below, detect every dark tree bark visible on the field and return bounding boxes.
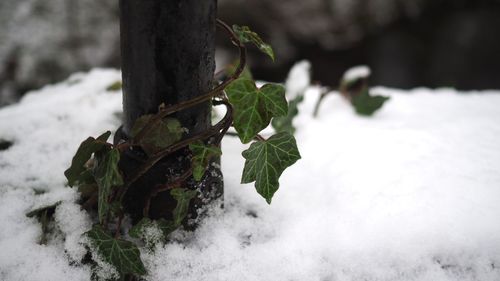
[117,0,222,223]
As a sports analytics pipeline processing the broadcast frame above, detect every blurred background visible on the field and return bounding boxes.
[1,0,500,106]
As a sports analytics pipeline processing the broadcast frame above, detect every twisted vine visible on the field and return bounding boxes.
[63,18,301,280]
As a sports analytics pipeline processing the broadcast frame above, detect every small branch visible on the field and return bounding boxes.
[142,167,193,217]
[255,134,266,142]
[120,101,233,203]
[115,215,123,238]
[313,87,332,118]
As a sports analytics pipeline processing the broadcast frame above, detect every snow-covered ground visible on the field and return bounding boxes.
[1,67,500,281]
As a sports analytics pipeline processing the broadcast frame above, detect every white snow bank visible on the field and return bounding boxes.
[1,69,500,281]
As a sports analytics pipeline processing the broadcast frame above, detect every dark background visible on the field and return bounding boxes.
[1,0,500,106]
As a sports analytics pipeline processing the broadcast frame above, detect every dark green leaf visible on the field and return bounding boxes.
[189,141,222,182]
[129,218,154,239]
[26,201,61,218]
[242,133,301,204]
[129,218,177,240]
[170,188,197,226]
[272,95,304,134]
[106,81,122,92]
[86,225,147,277]
[94,148,123,224]
[131,115,183,156]
[351,89,390,116]
[27,202,60,245]
[233,25,275,61]
[130,189,196,241]
[226,78,287,143]
[77,183,98,199]
[64,131,111,187]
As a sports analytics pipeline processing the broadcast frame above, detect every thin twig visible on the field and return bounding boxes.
[115,215,123,238]
[120,101,233,203]
[142,167,194,217]
[255,134,266,142]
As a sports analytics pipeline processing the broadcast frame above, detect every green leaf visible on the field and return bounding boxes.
[272,95,304,135]
[94,148,123,224]
[351,89,390,116]
[131,115,183,156]
[106,81,122,92]
[242,133,301,204]
[233,25,275,61]
[170,188,197,226]
[26,201,61,219]
[64,131,111,187]
[130,189,196,242]
[189,141,222,182]
[129,218,177,241]
[86,225,147,277]
[226,78,288,143]
[129,218,154,239]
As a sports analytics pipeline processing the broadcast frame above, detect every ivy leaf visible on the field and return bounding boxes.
[64,131,111,187]
[129,218,177,241]
[351,89,390,116]
[226,78,287,143]
[106,81,122,92]
[94,148,123,224]
[242,133,301,204]
[271,95,304,135]
[26,202,61,218]
[86,225,147,277]
[170,188,197,226]
[130,189,196,241]
[233,25,275,61]
[189,141,222,182]
[129,217,154,239]
[131,115,183,156]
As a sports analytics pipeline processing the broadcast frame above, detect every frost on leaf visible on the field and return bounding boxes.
[226,78,287,143]
[130,189,197,240]
[86,225,147,277]
[64,131,111,187]
[233,25,275,61]
[189,141,222,182]
[242,133,301,204]
[131,115,183,156]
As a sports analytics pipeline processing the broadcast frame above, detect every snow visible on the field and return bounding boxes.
[1,68,500,281]
[343,65,371,82]
[285,60,311,99]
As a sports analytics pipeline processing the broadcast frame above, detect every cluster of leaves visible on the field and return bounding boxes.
[57,23,301,280]
[314,68,390,117]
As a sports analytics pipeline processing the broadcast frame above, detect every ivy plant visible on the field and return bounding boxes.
[61,20,301,280]
[314,66,390,117]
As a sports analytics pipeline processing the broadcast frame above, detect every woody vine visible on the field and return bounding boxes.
[62,19,301,279]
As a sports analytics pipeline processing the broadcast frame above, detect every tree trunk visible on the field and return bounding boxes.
[117,0,222,223]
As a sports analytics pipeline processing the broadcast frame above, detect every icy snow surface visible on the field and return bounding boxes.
[343,65,371,82]
[1,68,500,281]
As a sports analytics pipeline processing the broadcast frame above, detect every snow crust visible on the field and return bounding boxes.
[285,60,311,99]
[343,65,371,82]
[1,68,500,281]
